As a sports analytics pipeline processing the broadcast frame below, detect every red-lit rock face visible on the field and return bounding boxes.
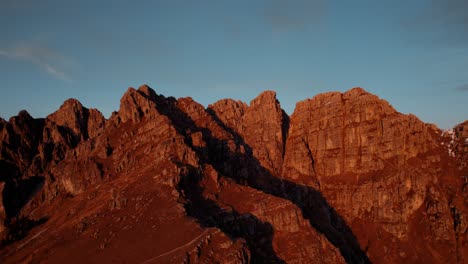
[0,85,466,264]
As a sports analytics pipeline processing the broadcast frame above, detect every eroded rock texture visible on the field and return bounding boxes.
[0,85,466,264]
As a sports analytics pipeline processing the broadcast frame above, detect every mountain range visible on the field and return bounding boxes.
[0,85,467,263]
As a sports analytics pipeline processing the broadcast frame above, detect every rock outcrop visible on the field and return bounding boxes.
[0,85,466,264]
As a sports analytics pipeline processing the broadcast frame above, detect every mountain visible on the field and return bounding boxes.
[0,85,466,263]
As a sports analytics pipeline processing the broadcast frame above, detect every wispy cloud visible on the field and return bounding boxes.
[455,84,468,92]
[264,0,326,31]
[0,42,73,82]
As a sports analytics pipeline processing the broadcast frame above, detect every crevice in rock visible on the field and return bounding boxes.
[449,202,462,263]
[301,137,320,190]
[281,110,290,161]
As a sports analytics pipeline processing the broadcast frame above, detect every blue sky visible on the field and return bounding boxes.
[0,0,467,128]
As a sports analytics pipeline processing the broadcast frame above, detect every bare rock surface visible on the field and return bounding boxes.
[0,85,466,264]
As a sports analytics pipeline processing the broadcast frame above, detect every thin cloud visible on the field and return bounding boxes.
[455,84,468,92]
[0,42,73,82]
[43,63,70,81]
[264,0,326,31]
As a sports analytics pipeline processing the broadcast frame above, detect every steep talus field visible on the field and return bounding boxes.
[0,85,466,263]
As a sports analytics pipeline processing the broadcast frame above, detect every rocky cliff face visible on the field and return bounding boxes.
[282,88,467,263]
[0,85,466,264]
[209,90,289,175]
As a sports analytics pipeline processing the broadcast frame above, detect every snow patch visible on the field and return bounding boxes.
[442,128,454,137]
[442,128,456,158]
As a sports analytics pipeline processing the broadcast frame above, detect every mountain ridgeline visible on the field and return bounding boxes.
[0,85,467,263]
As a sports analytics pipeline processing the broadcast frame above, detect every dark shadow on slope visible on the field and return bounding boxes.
[3,176,45,219]
[145,90,370,264]
[178,164,284,263]
[1,176,48,248]
[207,110,371,264]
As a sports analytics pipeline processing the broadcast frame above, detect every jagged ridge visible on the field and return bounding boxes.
[0,85,466,264]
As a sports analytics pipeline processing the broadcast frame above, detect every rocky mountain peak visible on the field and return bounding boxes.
[343,86,369,96]
[9,110,33,124]
[17,109,33,120]
[208,99,248,134]
[137,84,157,100]
[45,97,106,143]
[240,91,289,175]
[61,98,84,110]
[47,98,85,134]
[249,90,278,107]
[117,86,160,123]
